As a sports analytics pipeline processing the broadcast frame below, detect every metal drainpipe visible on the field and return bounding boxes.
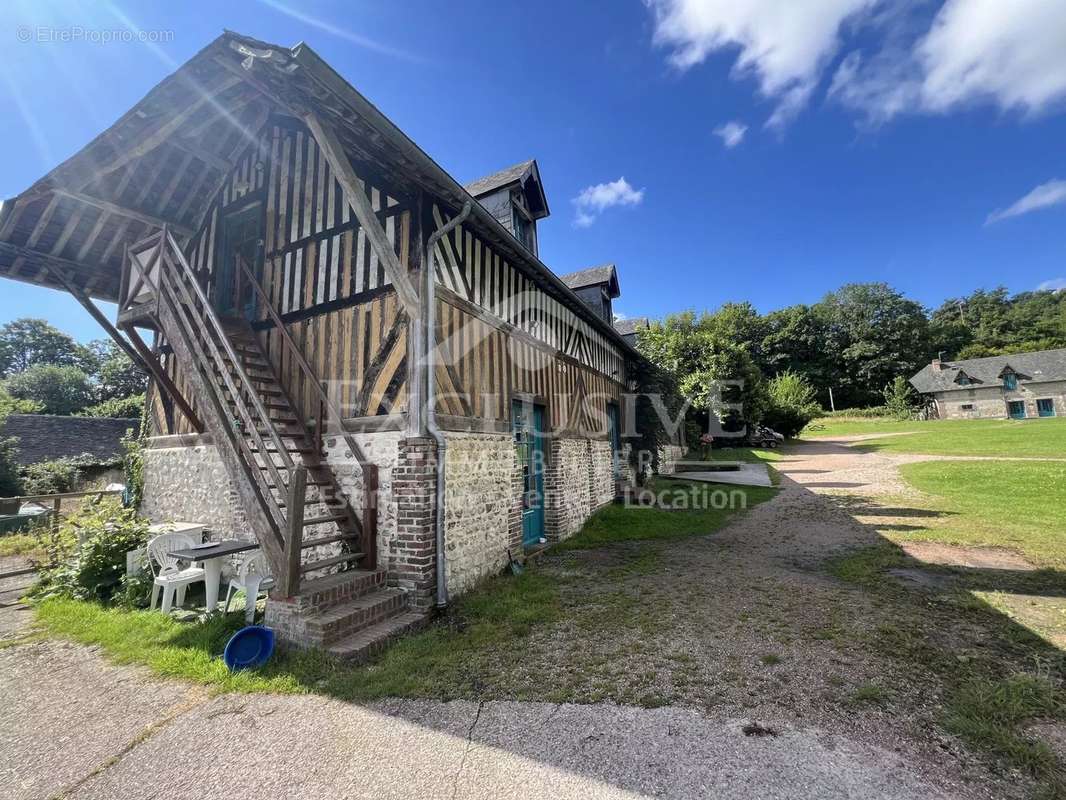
[426,200,473,609]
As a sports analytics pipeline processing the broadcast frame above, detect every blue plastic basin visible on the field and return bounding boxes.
[223,625,275,671]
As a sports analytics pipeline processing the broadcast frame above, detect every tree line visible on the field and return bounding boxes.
[0,318,147,418]
[638,282,1066,414]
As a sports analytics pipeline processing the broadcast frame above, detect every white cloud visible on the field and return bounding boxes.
[1037,278,1066,292]
[572,177,645,228]
[832,0,1066,123]
[647,0,876,127]
[713,120,748,148]
[648,0,1066,128]
[986,179,1066,225]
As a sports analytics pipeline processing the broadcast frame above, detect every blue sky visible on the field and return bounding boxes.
[2,0,1065,341]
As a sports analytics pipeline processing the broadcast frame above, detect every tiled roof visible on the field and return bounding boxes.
[0,414,138,466]
[464,160,535,198]
[613,317,649,337]
[560,264,619,297]
[910,348,1066,393]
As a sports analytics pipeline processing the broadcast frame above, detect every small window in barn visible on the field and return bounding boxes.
[960,404,974,411]
[1003,372,1018,390]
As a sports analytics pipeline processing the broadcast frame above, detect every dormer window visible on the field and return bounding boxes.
[465,159,550,258]
[1003,372,1018,390]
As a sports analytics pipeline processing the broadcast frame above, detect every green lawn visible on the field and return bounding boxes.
[897,460,1066,569]
[28,480,775,699]
[802,416,1066,458]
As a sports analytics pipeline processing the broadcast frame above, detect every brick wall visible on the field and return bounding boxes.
[391,436,438,610]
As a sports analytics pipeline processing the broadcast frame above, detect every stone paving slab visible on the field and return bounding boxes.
[672,462,773,487]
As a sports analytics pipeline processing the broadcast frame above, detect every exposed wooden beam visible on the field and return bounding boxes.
[76,73,242,189]
[169,138,232,174]
[52,189,194,238]
[121,323,205,434]
[46,266,145,370]
[304,112,420,315]
[0,241,117,298]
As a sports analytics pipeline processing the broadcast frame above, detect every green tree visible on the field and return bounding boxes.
[883,376,920,419]
[90,340,147,402]
[79,393,145,419]
[0,318,93,377]
[763,371,821,437]
[3,365,94,415]
[815,283,933,407]
[638,311,766,437]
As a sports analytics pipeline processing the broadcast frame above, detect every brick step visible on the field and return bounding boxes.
[294,568,386,610]
[302,587,408,646]
[326,611,430,663]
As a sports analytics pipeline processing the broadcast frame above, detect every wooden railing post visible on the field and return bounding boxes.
[51,496,61,538]
[283,466,307,598]
[362,465,378,571]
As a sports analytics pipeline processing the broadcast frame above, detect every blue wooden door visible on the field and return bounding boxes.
[513,401,545,548]
[1008,400,1026,420]
[1037,399,1055,417]
[606,402,621,481]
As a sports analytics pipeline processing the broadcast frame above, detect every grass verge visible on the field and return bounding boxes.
[801,416,1066,458]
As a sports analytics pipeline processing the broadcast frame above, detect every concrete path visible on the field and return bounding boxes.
[673,462,773,487]
[0,639,955,800]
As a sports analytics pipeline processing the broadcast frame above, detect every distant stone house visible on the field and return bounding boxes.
[910,349,1066,420]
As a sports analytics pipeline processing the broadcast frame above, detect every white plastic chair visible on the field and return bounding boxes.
[223,550,274,624]
[147,532,206,614]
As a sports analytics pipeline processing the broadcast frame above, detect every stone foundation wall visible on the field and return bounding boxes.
[657,445,686,475]
[544,437,613,543]
[934,382,1066,420]
[442,432,518,595]
[142,436,248,538]
[322,431,404,568]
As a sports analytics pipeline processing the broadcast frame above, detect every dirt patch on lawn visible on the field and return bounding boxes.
[898,541,1037,571]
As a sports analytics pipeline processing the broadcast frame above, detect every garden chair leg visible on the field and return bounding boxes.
[243,577,262,625]
[161,586,175,614]
[176,585,187,608]
[150,584,160,611]
[223,583,235,614]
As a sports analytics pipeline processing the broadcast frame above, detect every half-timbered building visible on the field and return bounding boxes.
[0,32,646,655]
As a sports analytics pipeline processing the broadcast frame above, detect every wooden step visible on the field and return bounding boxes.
[300,551,363,574]
[301,532,357,549]
[326,611,430,663]
[303,512,349,526]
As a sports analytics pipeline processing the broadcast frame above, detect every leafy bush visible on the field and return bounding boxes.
[0,434,21,498]
[883,376,920,420]
[79,394,144,419]
[0,385,42,416]
[763,371,821,438]
[31,498,149,603]
[20,455,96,496]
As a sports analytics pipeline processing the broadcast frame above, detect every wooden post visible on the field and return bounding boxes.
[282,466,307,598]
[362,465,378,571]
[51,496,61,538]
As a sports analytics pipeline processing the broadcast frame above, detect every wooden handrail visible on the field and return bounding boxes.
[234,254,372,471]
[0,489,123,504]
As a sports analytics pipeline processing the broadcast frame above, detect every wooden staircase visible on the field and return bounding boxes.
[121,228,426,657]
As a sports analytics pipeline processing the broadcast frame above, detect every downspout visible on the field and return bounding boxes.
[425,200,473,609]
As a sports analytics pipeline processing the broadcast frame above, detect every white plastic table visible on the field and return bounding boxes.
[167,540,259,612]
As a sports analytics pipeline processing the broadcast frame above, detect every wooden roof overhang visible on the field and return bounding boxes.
[0,31,639,358]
